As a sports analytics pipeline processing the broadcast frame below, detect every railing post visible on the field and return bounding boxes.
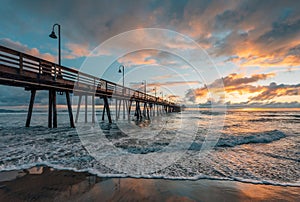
[19,53,23,74]
[53,64,57,80]
[38,60,41,78]
[93,78,96,91]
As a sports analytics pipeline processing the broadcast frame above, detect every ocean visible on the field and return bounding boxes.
[0,108,299,187]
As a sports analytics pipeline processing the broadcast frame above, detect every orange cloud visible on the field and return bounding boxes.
[130,81,200,91]
[65,43,91,59]
[250,82,300,101]
[118,50,159,66]
[185,73,289,103]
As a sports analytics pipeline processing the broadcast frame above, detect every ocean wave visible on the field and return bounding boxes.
[1,163,299,187]
[216,130,286,147]
[189,130,286,150]
[199,111,224,116]
[248,118,274,122]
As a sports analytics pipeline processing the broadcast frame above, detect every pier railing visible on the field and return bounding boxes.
[0,45,175,106]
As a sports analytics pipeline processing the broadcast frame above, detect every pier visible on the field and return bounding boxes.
[0,45,181,128]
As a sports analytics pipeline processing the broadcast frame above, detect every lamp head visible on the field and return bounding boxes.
[49,31,57,39]
[118,65,124,73]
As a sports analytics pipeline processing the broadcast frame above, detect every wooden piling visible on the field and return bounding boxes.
[75,95,82,123]
[85,95,88,123]
[103,97,112,123]
[52,90,57,128]
[92,94,95,123]
[128,100,132,120]
[115,98,118,120]
[66,91,75,128]
[102,99,106,121]
[25,89,36,127]
[48,90,53,128]
[123,99,125,119]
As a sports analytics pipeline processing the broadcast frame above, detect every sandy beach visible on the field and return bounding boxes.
[0,166,299,202]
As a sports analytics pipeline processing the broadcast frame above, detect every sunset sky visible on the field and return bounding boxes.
[0,0,299,107]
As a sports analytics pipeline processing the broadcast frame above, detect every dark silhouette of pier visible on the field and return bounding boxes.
[0,45,181,128]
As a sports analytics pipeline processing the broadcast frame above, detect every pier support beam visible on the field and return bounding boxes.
[75,95,82,123]
[52,90,57,128]
[103,97,112,123]
[85,95,88,123]
[48,90,53,128]
[92,94,95,123]
[123,99,125,119]
[102,100,106,121]
[66,91,75,128]
[128,100,132,120]
[25,89,36,127]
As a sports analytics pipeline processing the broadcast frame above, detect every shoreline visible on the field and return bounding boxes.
[1,163,299,188]
[0,166,299,201]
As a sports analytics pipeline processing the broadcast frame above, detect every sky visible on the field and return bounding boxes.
[0,0,299,108]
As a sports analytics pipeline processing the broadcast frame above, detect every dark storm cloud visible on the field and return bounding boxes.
[1,0,300,107]
[256,19,300,45]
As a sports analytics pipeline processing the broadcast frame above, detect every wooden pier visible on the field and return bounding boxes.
[0,45,181,128]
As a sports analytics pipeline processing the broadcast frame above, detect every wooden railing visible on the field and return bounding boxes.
[0,45,176,106]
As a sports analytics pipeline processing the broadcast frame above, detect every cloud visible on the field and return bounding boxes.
[4,0,300,69]
[186,73,300,102]
[151,74,175,80]
[131,81,201,89]
[206,1,300,67]
[250,82,300,101]
[118,50,159,66]
[212,73,275,88]
[0,38,56,62]
[64,43,91,59]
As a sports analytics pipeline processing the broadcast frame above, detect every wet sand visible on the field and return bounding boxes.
[0,166,299,202]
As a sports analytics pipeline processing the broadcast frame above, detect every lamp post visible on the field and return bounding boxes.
[153,87,157,97]
[141,80,146,94]
[118,65,125,89]
[49,23,61,65]
[118,65,125,119]
[48,23,61,128]
[160,91,163,100]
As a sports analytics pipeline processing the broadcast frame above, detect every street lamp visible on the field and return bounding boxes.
[49,23,61,65]
[160,91,163,99]
[118,65,125,119]
[141,80,146,94]
[153,87,157,97]
[118,65,125,88]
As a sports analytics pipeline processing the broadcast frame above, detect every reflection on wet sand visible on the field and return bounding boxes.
[0,166,299,201]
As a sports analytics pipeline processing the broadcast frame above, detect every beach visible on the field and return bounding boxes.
[0,109,299,201]
[0,166,299,202]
